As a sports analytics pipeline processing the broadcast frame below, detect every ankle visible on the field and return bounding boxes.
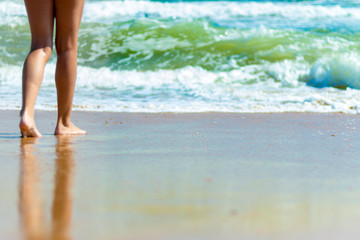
[57,117,72,127]
[20,109,35,119]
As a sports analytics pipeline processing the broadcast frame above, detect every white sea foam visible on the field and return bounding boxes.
[82,1,360,22]
[0,1,26,26]
[2,1,360,26]
[1,62,360,113]
[308,53,360,89]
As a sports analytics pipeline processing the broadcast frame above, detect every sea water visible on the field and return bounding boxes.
[1,0,360,113]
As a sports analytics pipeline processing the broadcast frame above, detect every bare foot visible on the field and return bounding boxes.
[19,112,42,138]
[54,122,87,135]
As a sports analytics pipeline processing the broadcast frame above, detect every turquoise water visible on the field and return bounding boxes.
[1,0,360,112]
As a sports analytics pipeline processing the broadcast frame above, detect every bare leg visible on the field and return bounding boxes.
[20,0,54,138]
[54,0,86,135]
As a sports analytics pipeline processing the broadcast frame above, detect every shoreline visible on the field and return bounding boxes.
[2,109,359,134]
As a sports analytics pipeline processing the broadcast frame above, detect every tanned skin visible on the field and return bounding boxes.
[20,0,87,137]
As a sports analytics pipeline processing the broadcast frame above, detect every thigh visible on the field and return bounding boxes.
[24,0,54,49]
[54,0,85,51]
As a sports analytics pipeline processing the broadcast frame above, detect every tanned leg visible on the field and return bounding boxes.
[20,0,54,138]
[54,0,86,135]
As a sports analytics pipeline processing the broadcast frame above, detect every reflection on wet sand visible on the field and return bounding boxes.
[19,138,45,240]
[19,136,75,240]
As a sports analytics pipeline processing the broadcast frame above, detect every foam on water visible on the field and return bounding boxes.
[82,1,360,22]
[0,1,26,27]
[307,53,360,89]
[1,60,360,113]
[2,1,360,26]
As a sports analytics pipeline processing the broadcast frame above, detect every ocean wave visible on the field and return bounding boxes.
[1,63,360,113]
[82,1,360,22]
[76,21,360,72]
[307,53,360,89]
[2,0,360,26]
[2,0,360,113]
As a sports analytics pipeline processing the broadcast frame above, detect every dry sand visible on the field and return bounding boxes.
[1,110,360,239]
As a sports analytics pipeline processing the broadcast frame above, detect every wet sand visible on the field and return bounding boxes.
[1,110,360,239]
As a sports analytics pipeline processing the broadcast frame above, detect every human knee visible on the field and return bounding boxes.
[29,45,53,61]
[55,41,78,55]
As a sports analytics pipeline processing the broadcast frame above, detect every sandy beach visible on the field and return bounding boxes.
[1,110,360,239]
